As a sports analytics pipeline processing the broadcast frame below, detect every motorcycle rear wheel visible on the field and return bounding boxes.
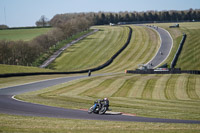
[99,107,107,115]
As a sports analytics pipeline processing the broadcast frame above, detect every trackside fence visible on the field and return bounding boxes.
[126,69,200,75]
[171,34,187,68]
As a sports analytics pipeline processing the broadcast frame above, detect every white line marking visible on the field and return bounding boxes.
[11,95,28,103]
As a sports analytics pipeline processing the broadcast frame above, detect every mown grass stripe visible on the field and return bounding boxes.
[81,78,116,97]
[128,75,151,98]
[196,77,200,98]
[97,78,127,97]
[174,75,190,100]
[63,79,105,96]
[112,77,138,97]
[152,75,171,100]
[187,75,199,99]
[142,77,157,99]
[164,75,178,100]
[42,79,91,96]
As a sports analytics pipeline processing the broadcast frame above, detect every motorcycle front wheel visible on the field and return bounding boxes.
[88,107,93,114]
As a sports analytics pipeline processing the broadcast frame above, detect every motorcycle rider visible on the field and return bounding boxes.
[94,98,109,110]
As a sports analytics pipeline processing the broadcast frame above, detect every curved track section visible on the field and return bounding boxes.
[144,25,173,68]
[0,75,200,124]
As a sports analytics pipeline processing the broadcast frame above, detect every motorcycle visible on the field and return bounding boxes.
[88,100,109,115]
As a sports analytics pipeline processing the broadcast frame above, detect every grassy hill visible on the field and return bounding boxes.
[48,25,160,72]
[0,64,53,74]
[100,25,160,73]
[48,26,130,71]
[0,28,51,41]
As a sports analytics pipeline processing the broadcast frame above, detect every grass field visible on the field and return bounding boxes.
[0,64,53,74]
[48,26,130,71]
[0,114,200,133]
[0,28,51,41]
[153,22,200,70]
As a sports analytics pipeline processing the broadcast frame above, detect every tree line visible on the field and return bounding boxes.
[92,9,200,25]
[0,8,199,66]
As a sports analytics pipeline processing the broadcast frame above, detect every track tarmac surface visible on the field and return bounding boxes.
[0,75,200,124]
[144,25,173,68]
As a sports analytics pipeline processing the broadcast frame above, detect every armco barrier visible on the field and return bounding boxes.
[0,26,132,78]
[171,34,187,68]
[126,69,200,75]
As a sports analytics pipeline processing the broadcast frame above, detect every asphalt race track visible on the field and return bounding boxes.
[144,25,173,69]
[0,75,200,124]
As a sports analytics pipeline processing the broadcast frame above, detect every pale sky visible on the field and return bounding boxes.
[0,0,200,27]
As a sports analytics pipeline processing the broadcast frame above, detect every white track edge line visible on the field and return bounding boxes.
[12,95,28,103]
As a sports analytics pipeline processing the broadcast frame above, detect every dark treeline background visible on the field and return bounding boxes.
[50,9,200,26]
[0,9,199,67]
[92,9,200,25]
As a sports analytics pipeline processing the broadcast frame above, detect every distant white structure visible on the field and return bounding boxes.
[110,23,115,26]
[138,64,148,70]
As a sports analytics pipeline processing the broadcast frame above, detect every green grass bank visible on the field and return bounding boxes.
[0,28,51,41]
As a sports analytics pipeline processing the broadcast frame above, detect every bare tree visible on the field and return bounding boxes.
[35,15,49,27]
[0,24,9,29]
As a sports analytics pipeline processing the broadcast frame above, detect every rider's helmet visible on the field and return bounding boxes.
[104,97,108,101]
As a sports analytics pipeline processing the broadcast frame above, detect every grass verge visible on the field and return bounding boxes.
[0,64,53,74]
[0,113,200,133]
[0,28,51,41]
